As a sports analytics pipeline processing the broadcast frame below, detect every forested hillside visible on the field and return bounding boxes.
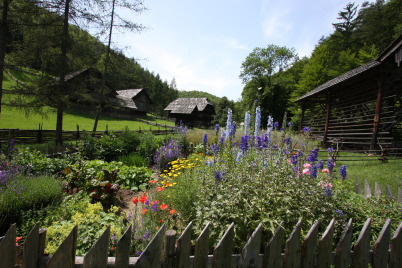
[178,90,221,106]
[0,0,178,119]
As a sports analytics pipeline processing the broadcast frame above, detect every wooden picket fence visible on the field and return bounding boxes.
[354,177,402,203]
[1,179,401,267]
[1,216,402,268]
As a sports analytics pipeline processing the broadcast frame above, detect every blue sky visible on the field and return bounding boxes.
[113,0,366,101]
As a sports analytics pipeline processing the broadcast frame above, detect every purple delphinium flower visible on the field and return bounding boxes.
[318,160,324,170]
[303,127,311,133]
[324,186,332,197]
[214,171,226,182]
[240,135,251,153]
[284,137,291,145]
[231,121,237,137]
[336,209,344,217]
[215,124,220,135]
[308,148,319,163]
[137,251,142,256]
[112,232,117,241]
[340,165,347,180]
[143,230,151,240]
[202,133,208,145]
[245,111,251,136]
[327,158,335,171]
[273,121,279,129]
[309,164,318,178]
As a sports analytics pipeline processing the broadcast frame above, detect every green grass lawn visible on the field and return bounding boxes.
[0,107,169,131]
[333,153,402,196]
[1,70,173,131]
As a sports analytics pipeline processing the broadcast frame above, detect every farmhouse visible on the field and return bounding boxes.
[164,98,215,127]
[109,88,152,117]
[295,34,402,152]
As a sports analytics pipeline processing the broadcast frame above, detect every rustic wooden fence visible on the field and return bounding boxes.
[354,177,402,203]
[0,127,175,145]
[1,217,401,268]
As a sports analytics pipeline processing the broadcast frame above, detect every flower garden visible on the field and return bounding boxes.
[0,109,401,257]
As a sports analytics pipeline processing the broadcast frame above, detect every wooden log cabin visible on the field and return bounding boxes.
[164,98,215,128]
[295,34,402,152]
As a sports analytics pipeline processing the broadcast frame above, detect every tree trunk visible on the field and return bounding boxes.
[0,0,11,116]
[55,0,71,145]
[92,0,116,133]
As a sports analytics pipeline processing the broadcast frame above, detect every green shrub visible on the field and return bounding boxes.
[45,196,126,256]
[0,173,63,233]
[13,148,72,175]
[118,129,142,155]
[118,153,146,167]
[137,133,163,166]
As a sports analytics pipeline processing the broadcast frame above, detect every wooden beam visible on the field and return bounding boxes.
[322,93,331,147]
[300,105,305,131]
[370,79,383,150]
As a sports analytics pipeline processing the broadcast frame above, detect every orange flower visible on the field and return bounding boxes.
[165,182,171,187]
[160,203,167,210]
[149,180,157,184]
[157,187,164,192]
[155,226,159,230]
[15,237,22,246]
[142,209,147,214]
[140,195,147,203]
[160,219,163,223]
[170,209,176,215]
[132,197,139,204]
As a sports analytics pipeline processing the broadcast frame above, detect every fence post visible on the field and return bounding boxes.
[115,225,132,268]
[373,218,391,267]
[0,224,16,268]
[302,220,319,268]
[335,218,353,268]
[46,225,77,267]
[390,221,402,268]
[212,222,234,268]
[22,223,40,268]
[83,226,110,267]
[263,221,284,268]
[76,124,80,139]
[239,223,262,268]
[37,123,42,143]
[175,221,192,268]
[317,219,335,268]
[194,223,210,268]
[163,230,176,268]
[353,218,371,268]
[284,219,302,268]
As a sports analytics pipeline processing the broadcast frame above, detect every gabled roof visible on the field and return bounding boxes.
[165,98,213,114]
[295,60,381,102]
[295,34,402,103]
[116,89,143,99]
[115,88,151,111]
[54,68,89,82]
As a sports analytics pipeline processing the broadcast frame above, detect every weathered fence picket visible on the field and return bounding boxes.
[353,218,371,268]
[353,177,402,203]
[2,218,402,268]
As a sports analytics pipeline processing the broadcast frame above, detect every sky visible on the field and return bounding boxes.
[112,0,366,101]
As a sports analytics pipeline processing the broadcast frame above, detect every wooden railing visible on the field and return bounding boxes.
[1,217,401,267]
[0,127,175,144]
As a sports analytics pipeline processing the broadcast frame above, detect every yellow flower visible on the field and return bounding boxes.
[173,174,178,177]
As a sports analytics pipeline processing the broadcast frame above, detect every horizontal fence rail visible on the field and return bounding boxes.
[0,127,175,144]
[1,217,401,267]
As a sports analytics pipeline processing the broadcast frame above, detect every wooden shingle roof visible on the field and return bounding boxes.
[165,98,213,114]
[295,60,381,102]
[115,89,150,111]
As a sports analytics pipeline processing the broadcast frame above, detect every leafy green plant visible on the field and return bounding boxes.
[45,198,126,256]
[117,153,146,167]
[0,173,63,233]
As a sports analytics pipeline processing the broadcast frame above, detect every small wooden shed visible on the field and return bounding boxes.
[113,88,152,116]
[164,98,215,127]
[295,34,402,151]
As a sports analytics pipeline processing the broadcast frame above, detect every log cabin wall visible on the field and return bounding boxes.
[297,35,402,152]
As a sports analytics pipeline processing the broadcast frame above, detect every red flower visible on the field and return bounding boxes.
[160,203,167,210]
[16,236,22,246]
[132,197,139,204]
[140,195,147,203]
[157,187,164,192]
[160,219,163,223]
[142,208,147,214]
[149,180,157,184]
[170,209,176,215]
